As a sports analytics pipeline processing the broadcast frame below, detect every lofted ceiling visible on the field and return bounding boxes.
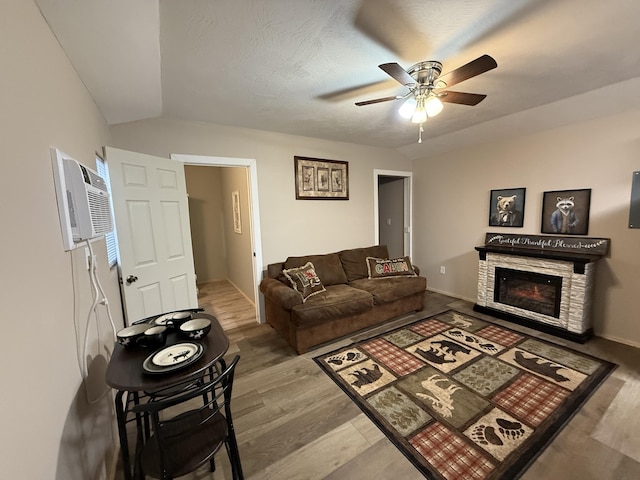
[35,0,640,159]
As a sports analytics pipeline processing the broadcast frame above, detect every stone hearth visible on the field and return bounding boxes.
[474,233,609,343]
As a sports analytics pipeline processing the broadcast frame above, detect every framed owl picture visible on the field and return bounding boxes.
[541,188,591,235]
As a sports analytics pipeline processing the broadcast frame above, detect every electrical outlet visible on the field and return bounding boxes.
[440,266,446,274]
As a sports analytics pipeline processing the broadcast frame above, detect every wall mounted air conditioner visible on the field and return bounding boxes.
[51,147,113,251]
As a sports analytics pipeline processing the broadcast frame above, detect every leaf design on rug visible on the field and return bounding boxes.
[514,351,570,383]
[350,364,383,388]
[415,374,461,418]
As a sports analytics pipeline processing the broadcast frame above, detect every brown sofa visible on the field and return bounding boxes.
[259,245,427,354]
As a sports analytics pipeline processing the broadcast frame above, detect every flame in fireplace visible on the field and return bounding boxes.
[513,284,549,302]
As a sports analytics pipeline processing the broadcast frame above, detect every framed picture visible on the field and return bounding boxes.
[232,190,241,234]
[541,188,591,235]
[294,156,348,200]
[489,187,526,227]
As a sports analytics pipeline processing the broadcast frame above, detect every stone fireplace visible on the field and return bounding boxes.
[474,233,609,343]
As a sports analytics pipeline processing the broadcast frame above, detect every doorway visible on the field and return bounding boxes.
[374,169,412,258]
[172,154,263,323]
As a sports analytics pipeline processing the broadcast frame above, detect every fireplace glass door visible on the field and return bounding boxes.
[494,267,562,318]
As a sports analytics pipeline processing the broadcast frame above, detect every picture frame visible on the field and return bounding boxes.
[488,187,526,227]
[541,188,591,235]
[294,156,348,200]
[232,190,241,234]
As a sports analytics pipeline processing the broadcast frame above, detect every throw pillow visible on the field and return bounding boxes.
[282,262,326,302]
[366,256,417,279]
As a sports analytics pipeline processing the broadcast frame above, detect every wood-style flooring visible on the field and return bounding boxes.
[119,284,640,479]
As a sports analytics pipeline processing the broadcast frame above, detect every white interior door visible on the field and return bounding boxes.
[106,147,198,324]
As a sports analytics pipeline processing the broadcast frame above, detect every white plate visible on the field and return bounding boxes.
[142,342,205,375]
[151,343,200,366]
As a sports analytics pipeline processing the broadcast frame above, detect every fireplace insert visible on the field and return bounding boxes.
[494,267,562,318]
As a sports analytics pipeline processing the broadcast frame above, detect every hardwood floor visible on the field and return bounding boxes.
[118,287,640,479]
[197,280,258,331]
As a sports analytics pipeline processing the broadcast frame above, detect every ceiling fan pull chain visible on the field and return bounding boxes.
[418,123,424,143]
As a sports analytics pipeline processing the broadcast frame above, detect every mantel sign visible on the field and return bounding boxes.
[484,233,610,256]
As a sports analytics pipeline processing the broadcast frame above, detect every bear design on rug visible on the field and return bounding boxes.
[550,196,579,233]
[492,195,522,226]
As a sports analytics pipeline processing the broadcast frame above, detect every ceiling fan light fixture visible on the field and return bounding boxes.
[425,95,443,117]
[398,97,417,119]
[411,108,427,124]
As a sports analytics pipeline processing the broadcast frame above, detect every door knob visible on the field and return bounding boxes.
[126,275,138,285]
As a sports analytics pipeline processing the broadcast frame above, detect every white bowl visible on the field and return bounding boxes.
[179,318,211,340]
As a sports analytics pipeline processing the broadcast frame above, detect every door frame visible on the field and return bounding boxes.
[171,154,263,323]
[373,169,413,258]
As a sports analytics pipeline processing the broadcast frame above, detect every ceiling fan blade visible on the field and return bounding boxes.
[355,95,400,106]
[318,79,396,102]
[379,63,415,86]
[353,0,430,60]
[440,91,487,106]
[438,54,497,88]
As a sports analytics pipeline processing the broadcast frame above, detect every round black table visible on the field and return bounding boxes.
[105,313,229,480]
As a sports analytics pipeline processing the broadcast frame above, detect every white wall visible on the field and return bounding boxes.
[413,97,640,347]
[110,117,414,266]
[1,1,122,479]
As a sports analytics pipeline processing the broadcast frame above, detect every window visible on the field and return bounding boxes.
[95,154,118,267]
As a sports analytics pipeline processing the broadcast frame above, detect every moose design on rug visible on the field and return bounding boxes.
[415,374,462,418]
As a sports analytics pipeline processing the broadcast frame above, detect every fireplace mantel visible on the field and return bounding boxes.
[474,234,609,343]
[475,245,603,274]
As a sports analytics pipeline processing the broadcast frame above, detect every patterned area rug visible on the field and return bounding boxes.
[314,310,616,480]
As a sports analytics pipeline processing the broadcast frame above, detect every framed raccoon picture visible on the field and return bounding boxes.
[489,187,526,227]
[541,188,591,235]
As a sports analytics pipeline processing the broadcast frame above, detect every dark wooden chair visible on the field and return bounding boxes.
[132,355,243,479]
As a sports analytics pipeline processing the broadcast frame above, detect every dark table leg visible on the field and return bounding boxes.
[114,390,132,480]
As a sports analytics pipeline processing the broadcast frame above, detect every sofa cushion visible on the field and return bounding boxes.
[338,245,389,281]
[282,262,326,302]
[290,284,373,327]
[348,276,427,305]
[366,256,417,278]
[284,253,348,286]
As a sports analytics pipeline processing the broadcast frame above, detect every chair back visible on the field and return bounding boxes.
[132,356,242,479]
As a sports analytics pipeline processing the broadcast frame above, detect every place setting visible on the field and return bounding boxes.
[115,310,213,375]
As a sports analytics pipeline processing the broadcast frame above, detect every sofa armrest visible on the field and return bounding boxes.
[260,278,303,310]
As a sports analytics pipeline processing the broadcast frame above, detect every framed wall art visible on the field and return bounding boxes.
[232,190,241,234]
[488,187,526,227]
[294,156,349,200]
[541,188,591,235]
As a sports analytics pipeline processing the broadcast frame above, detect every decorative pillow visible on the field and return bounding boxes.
[366,256,417,279]
[282,262,326,302]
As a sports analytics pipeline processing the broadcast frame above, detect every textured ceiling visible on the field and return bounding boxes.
[35,0,640,159]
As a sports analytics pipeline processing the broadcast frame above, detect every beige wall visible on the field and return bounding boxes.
[413,103,640,347]
[185,165,227,282]
[221,166,255,301]
[1,1,122,479]
[110,117,414,266]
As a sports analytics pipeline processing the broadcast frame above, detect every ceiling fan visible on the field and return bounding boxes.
[356,54,498,143]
